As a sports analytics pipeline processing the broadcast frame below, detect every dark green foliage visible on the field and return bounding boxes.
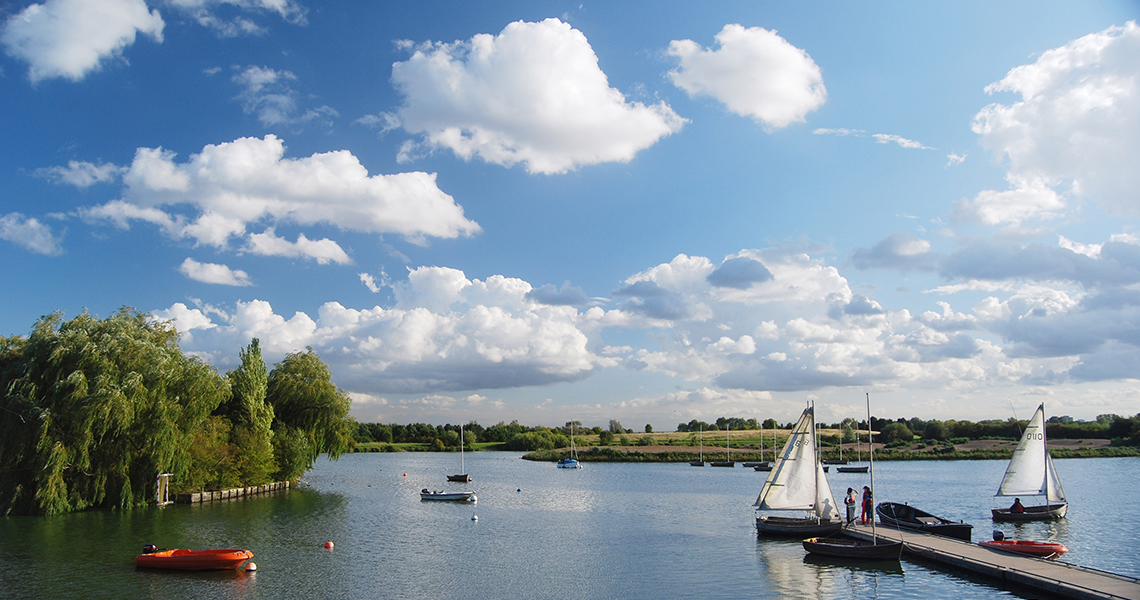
[0,310,228,515]
[265,348,354,481]
[644,424,653,433]
[879,422,915,444]
[598,430,615,445]
[219,339,276,486]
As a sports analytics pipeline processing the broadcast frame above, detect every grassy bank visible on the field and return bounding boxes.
[522,444,1140,463]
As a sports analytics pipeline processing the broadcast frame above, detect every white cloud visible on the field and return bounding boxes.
[245,229,351,264]
[391,18,686,174]
[166,0,307,36]
[872,133,933,149]
[813,128,864,136]
[972,21,1140,218]
[232,65,336,127]
[1,0,164,83]
[37,160,125,187]
[178,257,252,286]
[668,24,826,129]
[79,134,479,250]
[0,212,63,255]
[946,152,967,167]
[953,177,1066,226]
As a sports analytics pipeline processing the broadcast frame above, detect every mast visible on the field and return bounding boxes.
[460,423,465,474]
[867,392,877,542]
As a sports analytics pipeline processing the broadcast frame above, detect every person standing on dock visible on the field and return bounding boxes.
[861,485,873,524]
[845,487,858,525]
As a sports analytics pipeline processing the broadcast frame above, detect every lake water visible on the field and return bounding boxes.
[2,453,1137,599]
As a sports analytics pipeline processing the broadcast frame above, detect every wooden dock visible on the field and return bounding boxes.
[844,523,1140,600]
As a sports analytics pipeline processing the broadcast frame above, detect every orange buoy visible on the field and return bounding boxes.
[324,541,334,549]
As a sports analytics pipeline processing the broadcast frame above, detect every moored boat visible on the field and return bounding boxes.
[876,502,973,541]
[754,404,843,537]
[420,489,477,502]
[135,547,254,570]
[836,465,868,473]
[447,424,471,482]
[558,421,584,469]
[802,536,902,560]
[979,539,1069,559]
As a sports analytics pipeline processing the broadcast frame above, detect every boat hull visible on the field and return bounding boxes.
[709,461,735,467]
[446,474,471,482]
[991,503,1067,522]
[836,466,868,473]
[753,464,772,472]
[876,502,974,541]
[802,537,902,560]
[135,549,253,571]
[420,489,476,502]
[556,459,581,469]
[689,460,705,466]
[756,515,843,537]
[979,539,1069,558]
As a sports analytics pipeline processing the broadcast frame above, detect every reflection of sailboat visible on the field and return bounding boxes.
[447,423,471,482]
[991,403,1067,521]
[557,421,582,469]
[690,425,705,466]
[755,405,842,536]
[803,393,902,559]
[710,424,734,467]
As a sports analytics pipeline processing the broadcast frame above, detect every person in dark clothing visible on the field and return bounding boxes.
[845,487,858,525]
[1010,498,1024,513]
[861,486,873,524]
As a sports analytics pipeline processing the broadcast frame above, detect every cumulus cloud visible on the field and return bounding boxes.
[0,212,64,255]
[706,256,773,289]
[391,18,685,174]
[526,282,589,307]
[245,229,351,264]
[668,24,826,129]
[179,257,252,286]
[970,21,1140,222]
[76,134,479,252]
[1,0,164,83]
[158,267,609,392]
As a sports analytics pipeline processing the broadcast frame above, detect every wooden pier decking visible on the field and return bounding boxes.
[843,523,1140,600]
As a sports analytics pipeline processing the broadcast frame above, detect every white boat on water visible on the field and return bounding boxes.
[991,403,1067,521]
[420,489,477,502]
[754,404,843,537]
[557,421,582,469]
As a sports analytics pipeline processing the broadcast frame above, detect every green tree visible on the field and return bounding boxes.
[265,348,353,481]
[644,424,653,433]
[879,422,915,444]
[608,419,624,433]
[0,309,228,515]
[220,339,276,486]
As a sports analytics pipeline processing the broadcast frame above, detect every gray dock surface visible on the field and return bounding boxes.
[844,523,1140,600]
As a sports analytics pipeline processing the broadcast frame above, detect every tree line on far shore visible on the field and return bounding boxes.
[0,309,354,516]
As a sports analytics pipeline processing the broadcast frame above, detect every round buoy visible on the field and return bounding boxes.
[471,514,478,521]
[245,562,257,572]
[324,541,334,549]
[403,473,407,477]
[517,488,521,492]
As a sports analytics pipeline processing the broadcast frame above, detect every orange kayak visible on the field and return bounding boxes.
[978,540,1069,558]
[136,548,254,570]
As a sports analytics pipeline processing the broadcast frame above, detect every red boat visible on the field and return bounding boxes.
[136,547,254,570]
[978,539,1069,559]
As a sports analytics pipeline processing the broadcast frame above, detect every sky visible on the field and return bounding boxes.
[2,1,1140,430]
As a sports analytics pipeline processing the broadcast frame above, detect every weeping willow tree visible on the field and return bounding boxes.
[0,309,228,516]
[266,348,354,481]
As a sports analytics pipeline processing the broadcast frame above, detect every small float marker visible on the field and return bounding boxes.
[403,473,407,477]
[244,562,257,572]
[471,514,478,521]
[324,541,334,549]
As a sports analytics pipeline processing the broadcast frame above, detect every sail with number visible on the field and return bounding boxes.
[996,404,1065,503]
[755,406,840,520]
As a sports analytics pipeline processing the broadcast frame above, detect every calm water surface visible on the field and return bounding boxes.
[1,454,1136,599]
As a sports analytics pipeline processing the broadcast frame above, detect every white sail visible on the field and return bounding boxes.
[996,404,1065,502]
[755,407,840,520]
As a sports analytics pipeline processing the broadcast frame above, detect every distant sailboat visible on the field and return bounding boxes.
[991,403,1067,521]
[837,427,869,473]
[557,421,582,469]
[755,404,842,537]
[710,424,734,467]
[690,425,706,466]
[447,423,471,482]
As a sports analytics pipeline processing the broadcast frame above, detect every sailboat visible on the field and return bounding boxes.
[836,427,868,473]
[803,393,903,559]
[753,423,773,471]
[690,425,706,466]
[710,424,734,467]
[755,404,843,537]
[447,423,471,482]
[991,403,1067,521]
[557,421,582,469]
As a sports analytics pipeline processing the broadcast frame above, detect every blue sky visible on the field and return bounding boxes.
[3,0,1139,429]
